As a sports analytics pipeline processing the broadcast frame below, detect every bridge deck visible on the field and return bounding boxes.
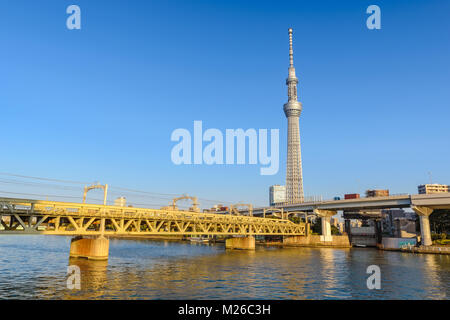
[253,193,450,215]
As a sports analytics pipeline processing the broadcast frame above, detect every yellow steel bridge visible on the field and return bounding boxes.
[0,197,305,237]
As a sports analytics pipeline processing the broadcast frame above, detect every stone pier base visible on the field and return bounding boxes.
[69,236,109,260]
[225,236,255,250]
[283,235,351,248]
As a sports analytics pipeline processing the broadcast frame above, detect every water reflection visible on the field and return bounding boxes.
[318,248,352,299]
[65,258,108,299]
[0,235,449,299]
[422,254,448,299]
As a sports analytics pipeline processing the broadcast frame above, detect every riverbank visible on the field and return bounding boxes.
[260,235,352,248]
[380,245,450,255]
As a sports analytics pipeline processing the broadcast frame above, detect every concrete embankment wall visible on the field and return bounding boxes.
[283,235,351,248]
[351,236,377,247]
[381,237,417,249]
[379,237,450,255]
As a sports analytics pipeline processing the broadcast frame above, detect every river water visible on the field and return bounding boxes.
[0,235,448,299]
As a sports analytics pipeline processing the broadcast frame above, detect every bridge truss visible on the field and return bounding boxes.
[0,197,305,236]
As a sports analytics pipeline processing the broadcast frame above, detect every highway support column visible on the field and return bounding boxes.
[345,219,352,244]
[314,209,337,242]
[374,219,383,245]
[69,236,110,260]
[225,236,255,250]
[412,206,433,246]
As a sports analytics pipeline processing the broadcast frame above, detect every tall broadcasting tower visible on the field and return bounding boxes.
[284,28,304,204]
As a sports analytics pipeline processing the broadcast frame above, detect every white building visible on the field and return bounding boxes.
[114,197,126,207]
[418,184,449,194]
[269,185,286,206]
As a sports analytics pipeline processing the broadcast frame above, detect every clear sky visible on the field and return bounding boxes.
[0,0,449,208]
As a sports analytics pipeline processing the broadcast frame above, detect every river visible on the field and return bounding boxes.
[0,235,448,299]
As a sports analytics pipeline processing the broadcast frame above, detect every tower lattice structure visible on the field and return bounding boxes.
[283,28,304,204]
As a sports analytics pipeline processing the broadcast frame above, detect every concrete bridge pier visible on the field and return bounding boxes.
[314,209,336,242]
[344,219,352,243]
[69,236,110,260]
[225,236,255,250]
[412,206,433,246]
[374,219,383,245]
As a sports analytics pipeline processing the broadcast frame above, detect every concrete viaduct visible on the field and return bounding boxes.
[251,193,450,246]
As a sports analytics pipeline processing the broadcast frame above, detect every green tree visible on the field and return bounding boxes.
[429,210,450,235]
[310,219,340,235]
[331,225,340,235]
[311,219,321,234]
[289,216,302,224]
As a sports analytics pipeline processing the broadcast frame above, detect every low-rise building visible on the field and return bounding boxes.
[381,208,418,237]
[394,218,417,238]
[366,189,389,197]
[381,209,411,236]
[114,197,126,207]
[337,222,345,234]
[418,184,449,194]
[350,220,363,228]
[269,185,286,206]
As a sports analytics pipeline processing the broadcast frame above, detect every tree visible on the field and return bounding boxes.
[331,225,340,235]
[430,210,450,235]
[289,216,302,224]
[311,219,321,234]
[309,219,340,235]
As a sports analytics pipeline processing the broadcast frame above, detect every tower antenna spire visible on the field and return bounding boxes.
[288,28,294,67]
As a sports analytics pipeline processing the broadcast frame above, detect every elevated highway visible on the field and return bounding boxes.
[252,193,450,245]
[253,193,450,214]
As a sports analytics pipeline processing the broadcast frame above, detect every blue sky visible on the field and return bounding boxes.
[0,0,449,207]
